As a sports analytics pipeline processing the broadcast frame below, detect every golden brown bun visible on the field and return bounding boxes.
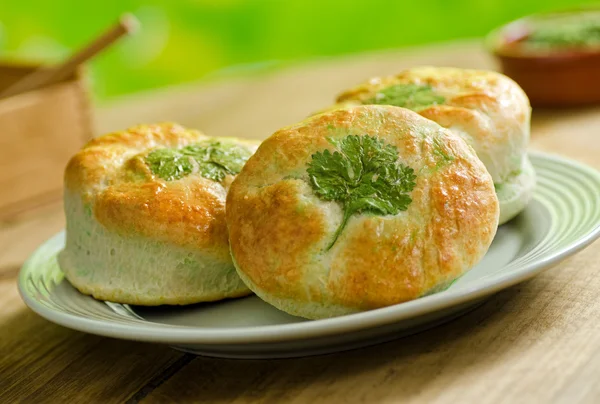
[227,105,499,319]
[59,123,258,305]
[332,66,534,225]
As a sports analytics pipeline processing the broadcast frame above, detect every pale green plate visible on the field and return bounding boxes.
[18,152,600,359]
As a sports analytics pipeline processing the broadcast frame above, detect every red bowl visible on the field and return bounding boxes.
[487,9,600,107]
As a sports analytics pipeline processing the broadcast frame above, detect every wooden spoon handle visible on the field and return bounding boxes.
[0,13,139,99]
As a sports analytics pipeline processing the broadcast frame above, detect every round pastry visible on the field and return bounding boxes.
[58,122,258,305]
[332,66,534,225]
[226,105,499,319]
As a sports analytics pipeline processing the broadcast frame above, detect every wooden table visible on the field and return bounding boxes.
[1,41,599,403]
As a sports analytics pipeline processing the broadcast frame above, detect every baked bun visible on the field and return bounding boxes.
[227,105,499,319]
[333,66,534,224]
[58,123,257,305]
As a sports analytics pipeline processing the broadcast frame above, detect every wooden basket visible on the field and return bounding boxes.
[0,62,93,220]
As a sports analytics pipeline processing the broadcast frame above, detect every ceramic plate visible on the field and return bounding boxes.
[18,152,600,359]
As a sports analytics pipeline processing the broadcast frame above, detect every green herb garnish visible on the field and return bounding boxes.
[524,17,600,49]
[146,141,252,182]
[364,83,445,110]
[307,135,416,250]
[432,136,455,169]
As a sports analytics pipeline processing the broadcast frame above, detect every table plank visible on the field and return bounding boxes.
[0,275,186,403]
[531,106,600,168]
[0,205,185,403]
[1,40,599,403]
[0,201,64,279]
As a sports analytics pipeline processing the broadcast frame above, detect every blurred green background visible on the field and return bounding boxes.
[1,0,596,101]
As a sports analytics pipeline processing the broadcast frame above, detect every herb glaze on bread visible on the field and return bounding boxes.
[226,105,499,319]
[332,66,535,225]
[59,123,257,305]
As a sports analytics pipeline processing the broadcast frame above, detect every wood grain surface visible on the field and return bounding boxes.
[1,41,599,403]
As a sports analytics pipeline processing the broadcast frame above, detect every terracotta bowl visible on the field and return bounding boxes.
[487,9,600,107]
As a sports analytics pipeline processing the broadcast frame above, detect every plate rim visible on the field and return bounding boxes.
[18,151,600,345]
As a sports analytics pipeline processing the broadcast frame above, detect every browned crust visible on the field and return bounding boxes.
[65,123,202,196]
[335,67,530,149]
[65,122,255,255]
[93,179,230,256]
[328,153,498,309]
[227,105,499,311]
[227,180,328,302]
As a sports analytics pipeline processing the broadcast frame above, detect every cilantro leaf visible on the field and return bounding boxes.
[307,135,416,250]
[146,140,252,182]
[365,83,445,110]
